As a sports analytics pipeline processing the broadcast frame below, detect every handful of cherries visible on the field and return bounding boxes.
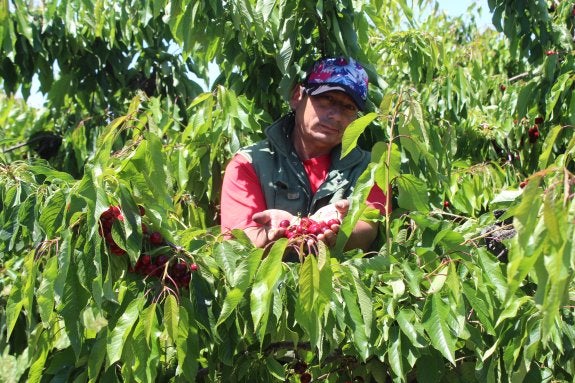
[279,216,341,239]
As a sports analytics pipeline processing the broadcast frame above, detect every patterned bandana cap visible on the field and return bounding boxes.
[305,57,369,110]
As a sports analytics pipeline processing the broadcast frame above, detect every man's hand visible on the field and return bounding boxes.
[246,209,295,248]
[312,199,348,247]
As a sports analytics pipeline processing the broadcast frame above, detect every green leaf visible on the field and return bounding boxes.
[373,141,401,185]
[352,272,373,339]
[265,356,286,380]
[387,326,405,379]
[341,112,378,158]
[495,296,532,328]
[397,309,426,348]
[88,331,107,383]
[216,287,245,327]
[295,255,321,347]
[538,125,563,169]
[543,190,563,246]
[26,326,50,383]
[176,301,199,381]
[38,189,66,238]
[59,253,90,357]
[461,282,495,335]
[107,295,144,366]
[427,264,448,295]
[396,174,429,212]
[341,283,370,361]
[379,92,394,116]
[36,256,58,325]
[250,238,286,339]
[422,294,456,365]
[163,294,180,342]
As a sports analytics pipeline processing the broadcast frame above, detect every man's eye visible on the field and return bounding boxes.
[345,104,357,113]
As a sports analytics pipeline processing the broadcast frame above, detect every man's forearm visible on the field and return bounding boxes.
[344,220,379,252]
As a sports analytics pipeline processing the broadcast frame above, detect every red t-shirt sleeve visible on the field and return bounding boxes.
[220,153,267,232]
[366,184,390,215]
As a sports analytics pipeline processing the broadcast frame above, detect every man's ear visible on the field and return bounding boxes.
[289,84,305,110]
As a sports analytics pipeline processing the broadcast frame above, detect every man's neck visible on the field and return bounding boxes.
[291,131,333,161]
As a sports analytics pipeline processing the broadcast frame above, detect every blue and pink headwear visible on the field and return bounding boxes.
[304,57,369,111]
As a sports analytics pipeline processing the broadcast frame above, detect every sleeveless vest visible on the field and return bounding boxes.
[239,114,371,217]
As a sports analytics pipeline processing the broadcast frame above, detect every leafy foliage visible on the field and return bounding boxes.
[1,0,575,382]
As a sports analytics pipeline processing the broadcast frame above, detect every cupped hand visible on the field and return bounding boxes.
[252,209,295,242]
[311,199,350,248]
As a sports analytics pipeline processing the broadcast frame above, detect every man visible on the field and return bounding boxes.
[220,56,387,251]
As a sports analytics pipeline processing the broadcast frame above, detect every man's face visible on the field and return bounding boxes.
[291,86,359,152]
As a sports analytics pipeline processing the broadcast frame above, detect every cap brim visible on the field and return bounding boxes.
[305,84,365,111]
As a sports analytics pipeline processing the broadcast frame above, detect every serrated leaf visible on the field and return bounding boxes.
[295,255,321,347]
[379,92,394,116]
[38,190,66,238]
[59,254,89,357]
[266,356,286,380]
[107,295,144,365]
[276,39,293,74]
[495,296,532,328]
[141,303,157,344]
[538,125,562,169]
[177,302,199,381]
[88,331,107,382]
[341,112,378,158]
[422,294,456,365]
[163,294,179,342]
[396,174,429,212]
[352,273,373,339]
[397,309,426,348]
[216,287,244,327]
[342,286,370,361]
[37,256,58,325]
[250,238,286,339]
[387,326,405,379]
[543,191,562,246]
[26,326,50,383]
[427,264,448,295]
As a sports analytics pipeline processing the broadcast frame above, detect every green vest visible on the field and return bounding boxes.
[238,114,371,217]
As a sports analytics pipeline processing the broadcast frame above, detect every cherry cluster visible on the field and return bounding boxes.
[132,253,197,288]
[292,361,311,383]
[98,205,198,289]
[279,217,341,240]
[528,123,540,143]
[98,205,127,256]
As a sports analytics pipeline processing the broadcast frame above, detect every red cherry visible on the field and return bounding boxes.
[279,219,291,228]
[520,180,528,189]
[499,84,506,92]
[110,244,126,256]
[149,231,163,245]
[138,205,146,216]
[293,361,308,374]
[443,200,450,208]
[326,218,341,227]
[140,254,152,265]
[190,263,198,272]
[300,217,312,228]
[300,372,312,383]
[534,116,544,124]
[307,223,321,235]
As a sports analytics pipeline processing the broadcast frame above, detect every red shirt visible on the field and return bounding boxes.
[220,153,388,232]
